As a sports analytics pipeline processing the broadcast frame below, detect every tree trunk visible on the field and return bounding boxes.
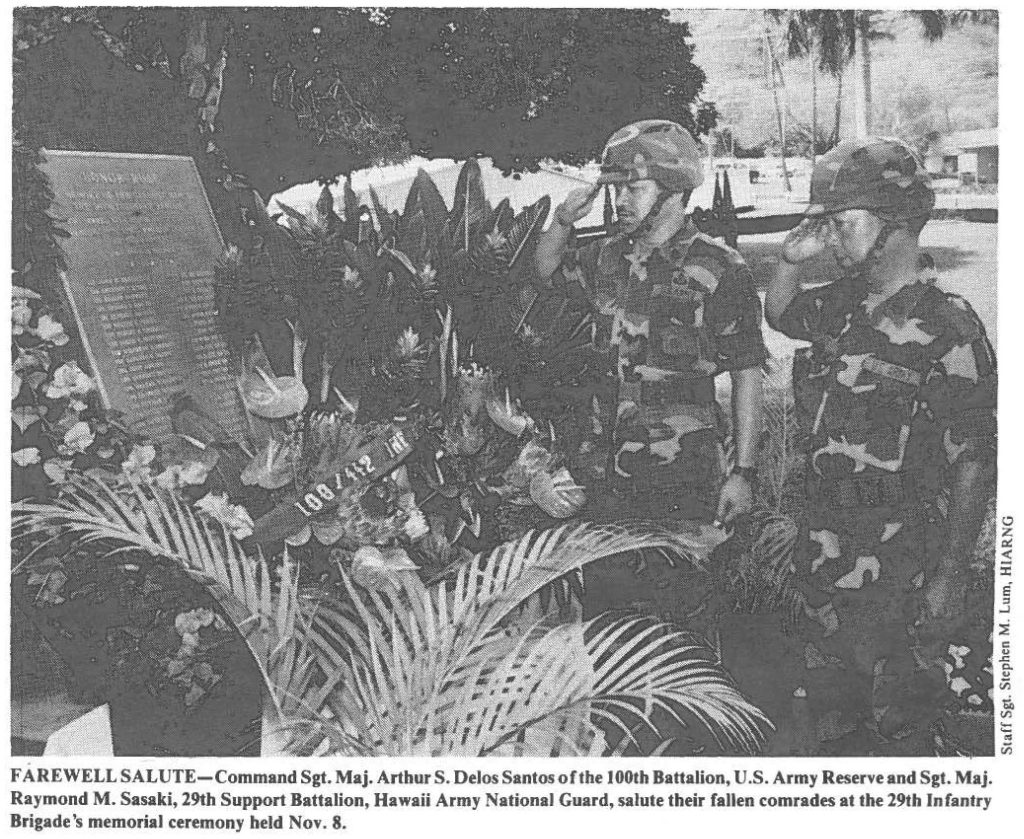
[853,11,873,137]
[809,35,818,162]
[763,27,792,192]
[832,63,844,146]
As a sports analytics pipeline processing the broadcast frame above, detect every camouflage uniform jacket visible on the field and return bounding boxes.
[562,220,766,497]
[779,276,997,723]
[564,220,766,407]
[779,276,997,599]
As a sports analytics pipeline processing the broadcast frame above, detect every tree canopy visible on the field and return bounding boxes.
[15,7,717,200]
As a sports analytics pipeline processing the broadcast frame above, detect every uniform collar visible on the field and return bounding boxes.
[863,278,931,324]
[613,217,700,257]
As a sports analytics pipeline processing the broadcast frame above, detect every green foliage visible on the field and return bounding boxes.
[15,478,769,755]
[13,472,303,723]
[217,160,564,417]
[313,528,769,755]
[11,286,140,503]
[716,364,805,621]
[15,8,717,197]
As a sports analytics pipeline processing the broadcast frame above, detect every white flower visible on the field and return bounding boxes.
[417,263,437,285]
[179,460,212,485]
[121,444,156,482]
[402,508,429,541]
[33,314,69,346]
[157,458,215,490]
[175,607,216,635]
[12,447,41,467]
[342,265,362,288]
[155,466,182,490]
[12,299,32,335]
[62,421,95,453]
[395,327,421,358]
[222,244,243,266]
[46,361,94,400]
[43,458,73,483]
[194,492,254,540]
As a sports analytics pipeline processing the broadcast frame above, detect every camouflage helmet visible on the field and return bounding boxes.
[596,119,705,193]
[806,137,935,222]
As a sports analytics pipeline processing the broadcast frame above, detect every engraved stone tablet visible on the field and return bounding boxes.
[40,150,245,441]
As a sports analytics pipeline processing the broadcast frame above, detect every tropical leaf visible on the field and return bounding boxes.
[11,473,306,734]
[311,184,342,233]
[490,197,514,235]
[14,480,771,756]
[368,187,395,243]
[342,177,361,242]
[757,362,803,514]
[379,245,418,281]
[403,169,449,254]
[721,510,803,620]
[498,196,551,282]
[275,200,316,234]
[396,209,428,265]
[450,158,490,253]
[290,522,771,756]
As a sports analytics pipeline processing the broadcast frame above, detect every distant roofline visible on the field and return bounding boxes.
[929,127,998,154]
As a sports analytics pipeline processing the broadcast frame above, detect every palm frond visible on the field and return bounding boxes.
[290,522,770,755]
[12,473,304,727]
[757,362,804,515]
[15,482,772,757]
[725,510,804,620]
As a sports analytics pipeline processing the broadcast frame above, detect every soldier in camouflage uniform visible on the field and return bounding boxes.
[766,139,997,747]
[535,120,766,626]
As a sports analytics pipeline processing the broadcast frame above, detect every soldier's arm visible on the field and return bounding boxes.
[921,298,997,621]
[707,254,767,524]
[730,366,763,471]
[534,186,600,283]
[940,455,995,569]
[766,218,828,331]
[765,259,802,332]
[923,449,995,622]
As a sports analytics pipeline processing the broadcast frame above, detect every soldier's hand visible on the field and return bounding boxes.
[554,186,600,228]
[782,218,828,264]
[715,473,754,528]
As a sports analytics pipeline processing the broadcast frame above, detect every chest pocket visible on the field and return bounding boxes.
[815,350,928,472]
[649,265,710,368]
[660,323,701,357]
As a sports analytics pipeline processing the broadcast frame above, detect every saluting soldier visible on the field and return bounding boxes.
[766,138,997,748]
[534,119,767,626]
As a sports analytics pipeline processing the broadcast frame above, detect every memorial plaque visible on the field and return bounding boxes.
[40,150,246,441]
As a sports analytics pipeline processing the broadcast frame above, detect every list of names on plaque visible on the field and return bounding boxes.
[40,150,246,441]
